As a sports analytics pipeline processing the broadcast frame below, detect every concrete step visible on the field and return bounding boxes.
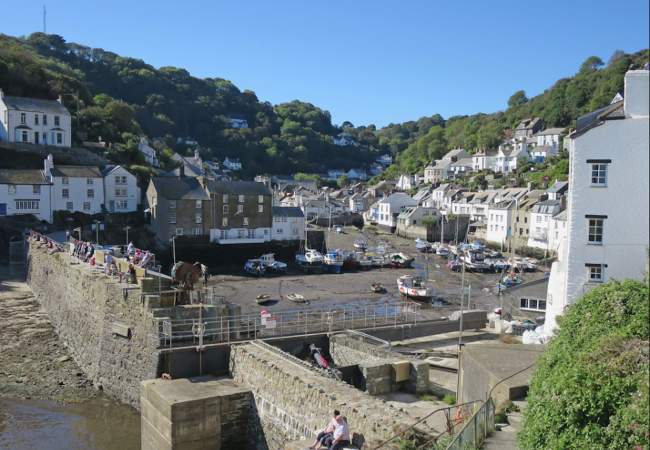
[511,398,527,413]
[481,423,518,450]
[507,412,524,432]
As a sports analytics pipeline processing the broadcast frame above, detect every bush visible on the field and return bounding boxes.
[518,278,649,450]
[443,394,456,405]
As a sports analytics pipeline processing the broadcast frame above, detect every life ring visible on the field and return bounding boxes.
[456,406,463,423]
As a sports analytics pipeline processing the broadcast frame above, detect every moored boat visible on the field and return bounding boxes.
[370,252,390,268]
[389,252,413,268]
[499,273,523,290]
[296,249,324,273]
[244,259,265,276]
[286,293,306,303]
[324,249,344,273]
[370,283,385,293]
[354,236,368,252]
[255,294,271,304]
[355,251,373,269]
[436,245,450,256]
[415,238,432,253]
[397,274,435,300]
[260,253,287,273]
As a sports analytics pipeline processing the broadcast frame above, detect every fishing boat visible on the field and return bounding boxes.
[414,238,432,253]
[470,241,485,251]
[286,293,306,303]
[355,251,373,269]
[436,245,450,256]
[244,259,265,276]
[397,274,435,301]
[354,236,368,252]
[389,252,413,268]
[370,283,385,293]
[370,252,390,268]
[460,249,489,272]
[333,224,345,234]
[260,253,287,273]
[342,250,357,271]
[323,249,344,274]
[255,294,271,304]
[296,249,324,273]
[499,273,523,290]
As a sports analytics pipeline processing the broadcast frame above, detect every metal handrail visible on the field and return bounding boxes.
[343,329,392,348]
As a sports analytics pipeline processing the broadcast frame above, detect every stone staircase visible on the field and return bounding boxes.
[480,398,526,450]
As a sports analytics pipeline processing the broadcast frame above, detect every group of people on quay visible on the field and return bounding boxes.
[27,231,65,255]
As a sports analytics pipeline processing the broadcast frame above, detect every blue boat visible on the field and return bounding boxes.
[414,238,431,253]
[499,274,522,290]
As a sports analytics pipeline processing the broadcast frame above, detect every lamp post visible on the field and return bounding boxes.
[170,236,176,265]
[125,225,131,248]
[157,264,162,293]
[93,220,101,245]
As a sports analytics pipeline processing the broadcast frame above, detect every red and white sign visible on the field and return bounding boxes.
[265,317,277,329]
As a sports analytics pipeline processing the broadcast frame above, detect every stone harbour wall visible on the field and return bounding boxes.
[230,343,432,450]
[26,245,162,408]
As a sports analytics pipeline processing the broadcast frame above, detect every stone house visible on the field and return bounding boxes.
[514,117,545,141]
[423,159,451,184]
[396,205,441,236]
[0,90,72,147]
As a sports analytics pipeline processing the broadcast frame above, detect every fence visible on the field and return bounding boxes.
[445,397,495,450]
[158,302,421,348]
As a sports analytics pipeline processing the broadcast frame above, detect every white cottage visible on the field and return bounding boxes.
[44,155,104,214]
[0,169,53,222]
[101,165,140,213]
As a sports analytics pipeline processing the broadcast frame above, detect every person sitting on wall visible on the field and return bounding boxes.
[324,415,351,450]
[307,410,339,450]
[138,251,152,268]
[119,264,136,284]
[127,241,135,261]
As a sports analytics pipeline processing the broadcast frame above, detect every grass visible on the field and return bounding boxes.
[498,335,522,344]
[443,394,456,405]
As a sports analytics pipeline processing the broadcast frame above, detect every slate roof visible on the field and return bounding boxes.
[546,181,568,194]
[50,166,102,178]
[151,178,210,201]
[0,169,50,185]
[451,157,473,168]
[205,180,272,196]
[225,158,241,164]
[1,96,71,115]
[515,117,542,130]
[163,163,203,178]
[272,206,304,218]
[227,113,247,121]
[537,128,564,136]
[378,193,418,207]
[531,145,552,153]
[553,210,567,221]
[575,101,623,134]
[100,165,130,177]
[532,200,561,214]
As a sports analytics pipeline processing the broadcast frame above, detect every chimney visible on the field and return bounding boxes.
[527,181,535,191]
[0,88,3,99]
[57,95,63,104]
[195,149,200,162]
[560,195,566,211]
[179,163,186,178]
[624,69,650,118]
[44,154,54,179]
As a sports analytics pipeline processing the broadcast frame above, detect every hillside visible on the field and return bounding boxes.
[0,33,647,181]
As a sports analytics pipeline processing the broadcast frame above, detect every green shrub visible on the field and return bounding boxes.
[518,279,649,450]
[443,394,456,405]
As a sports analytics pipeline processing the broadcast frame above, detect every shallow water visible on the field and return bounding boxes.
[0,397,140,450]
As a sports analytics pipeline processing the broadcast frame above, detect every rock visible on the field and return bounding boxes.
[59,356,70,362]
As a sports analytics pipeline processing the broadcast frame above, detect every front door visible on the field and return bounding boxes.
[109,200,115,213]
[35,132,39,144]
[0,203,6,216]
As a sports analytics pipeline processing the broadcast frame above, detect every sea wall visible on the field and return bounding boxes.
[26,244,162,408]
[230,343,432,450]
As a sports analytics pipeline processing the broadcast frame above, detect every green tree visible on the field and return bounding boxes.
[508,90,528,107]
[337,175,351,188]
[579,56,605,74]
[94,93,114,109]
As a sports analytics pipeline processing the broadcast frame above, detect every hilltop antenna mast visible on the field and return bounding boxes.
[43,6,47,34]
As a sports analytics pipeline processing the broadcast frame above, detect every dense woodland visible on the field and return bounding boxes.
[0,33,647,183]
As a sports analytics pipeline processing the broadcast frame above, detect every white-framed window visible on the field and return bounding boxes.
[22,130,28,142]
[220,230,227,239]
[83,202,90,211]
[62,189,69,198]
[192,228,202,236]
[536,227,541,233]
[117,200,127,209]
[520,298,547,311]
[20,113,26,124]
[490,225,493,231]
[238,229,245,238]
[222,217,228,226]
[589,267,604,282]
[277,228,283,234]
[175,228,184,236]
[86,178,93,185]
[87,189,94,198]
[115,175,127,184]
[293,217,298,223]
[34,114,39,125]
[169,213,176,223]
[56,133,63,145]
[195,200,202,209]
[258,205,264,213]
[588,218,604,244]
[274,217,280,222]
[62,177,69,185]
[281,217,287,222]
[264,229,269,235]
[536,216,541,223]
[54,116,60,126]
[115,188,127,197]
[223,194,228,203]
[258,195,264,204]
[8,185,16,195]
[239,195,245,203]
[169,200,176,209]
[243,217,250,226]
[292,228,299,235]
[223,205,229,214]
[247,229,255,238]
[33,185,41,194]
[590,163,607,186]
[195,213,202,224]
[15,200,39,210]
[237,205,243,213]
[66,202,73,211]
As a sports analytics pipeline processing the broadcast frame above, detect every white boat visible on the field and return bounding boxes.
[460,249,489,271]
[397,274,435,301]
[355,251,373,269]
[354,236,368,251]
[260,253,287,273]
[286,293,306,303]
[244,259,265,276]
[389,252,413,268]
[324,249,344,273]
[370,252,390,268]
[436,245,450,256]
[296,249,324,273]
[415,238,432,253]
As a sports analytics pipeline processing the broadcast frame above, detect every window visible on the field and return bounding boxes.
[536,227,541,233]
[175,228,184,236]
[15,200,39,210]
[292,228,299,235]
[238,230,245,238]
[83,202,91,211]
[247,229,255,238]
[223,194,229,203]
[243,217,250,226]
[43,115,47,125]
[258,195,264,204]
[20,113,26,124]
[591,164,607,186]
[490,214,493,221]
[62,189,69,198]
[195,213,202,224]
[8,185,16,195]
[544,216,549,222]
[87,178,94,185]
[223,205,229,214]
[115,175,127,184]
[54,116,60,126]
[589,267,604,282]
[22,130,28,142]
[56,133,63,144]
[192,228,202,236]
[520,298,547,311]
[274,217,280,222]
[258,205,264,213]
[62,178,69,185]
[490,225,493,231]
[87,189,94,198]
[237,205,243,213]
[536,216,541,223]
[115,188,127,197]
[526,229,529,234]
[524,217,528,223]
[220,230,227,239]
[34,115,39,125]
[588,218,604,244]
[169,213,176,223]
[66,202,73,211]
[277,228,283,234]
[239,195,245,203]
[116,200,127,209]
[169,200,176,209]
[222,217,228,227]
[195,200,202,209]
[292,217,298,223]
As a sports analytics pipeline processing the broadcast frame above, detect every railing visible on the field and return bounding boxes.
[344,329,392,349]
[444,398,495,450]
[157,301,421,348]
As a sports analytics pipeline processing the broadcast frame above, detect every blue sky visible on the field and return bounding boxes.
[2,0,648,128]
